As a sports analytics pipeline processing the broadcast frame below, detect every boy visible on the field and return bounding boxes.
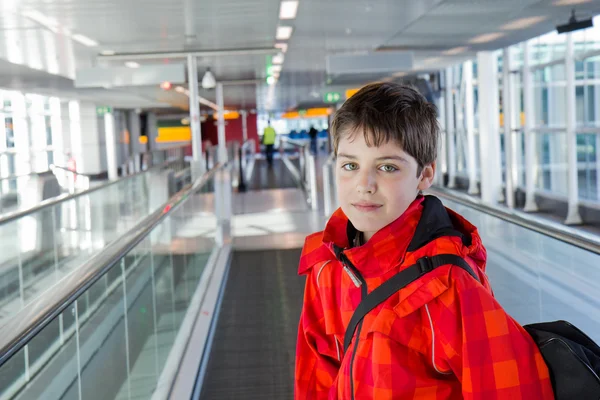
[295,82,554,399]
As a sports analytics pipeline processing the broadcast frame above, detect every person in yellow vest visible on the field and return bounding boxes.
[262,120,277,167]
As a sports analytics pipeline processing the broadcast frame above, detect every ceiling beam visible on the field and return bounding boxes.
[98,47,278,61]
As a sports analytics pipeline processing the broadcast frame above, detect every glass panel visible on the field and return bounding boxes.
[577,133,599,201]
[536,131,568,196]
[0,310,78,400]
[78,262,128,399]
[0,171,218,399]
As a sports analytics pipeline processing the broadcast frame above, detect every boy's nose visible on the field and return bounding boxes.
[356,170,377,194]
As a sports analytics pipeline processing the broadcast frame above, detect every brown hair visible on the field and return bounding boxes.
[331,82,439,176]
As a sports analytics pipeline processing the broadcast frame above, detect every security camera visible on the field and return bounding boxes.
[202,68,216,90]
[557,9,593,34]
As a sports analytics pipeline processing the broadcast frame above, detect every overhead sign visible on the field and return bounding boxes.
[346,88,360,99]
[96,106,112,116]
[323,92,341,103]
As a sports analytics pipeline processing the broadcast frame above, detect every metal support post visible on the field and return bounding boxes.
[187,54,205,180]
[503,48,515,208]
[464,61,478,195]
[523,41,538,212]
[241,110,248,142]
[216,83,227,163]
[445,67,457,189]
[104,112,118,180]
[565,33,582,225]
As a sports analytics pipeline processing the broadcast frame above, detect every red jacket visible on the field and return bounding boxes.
[295,196,554,399]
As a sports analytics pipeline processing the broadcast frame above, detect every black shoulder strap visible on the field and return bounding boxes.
[343,254,479,352]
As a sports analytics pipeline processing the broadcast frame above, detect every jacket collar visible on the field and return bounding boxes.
[322,196,423,278]
[322,195,466,278]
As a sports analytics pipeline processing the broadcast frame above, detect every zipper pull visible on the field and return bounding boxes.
[343,265,362,287]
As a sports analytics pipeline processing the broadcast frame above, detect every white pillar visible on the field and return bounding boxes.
[477,52,503,204]
[216,82,227,163]
[436,92,447,186]
[241,110,248,142]
[187,54,204,179]
[595,64,600,200]
[523,41,539,212]
[128,110,141,172]
[503,48,515,208]
[104,112,118,180]
[464,61,478,194]
[146,112,158,151]
[445,67,457,188]
[565,33,582,224]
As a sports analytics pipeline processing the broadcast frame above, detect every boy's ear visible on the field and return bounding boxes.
[417,162,435,191]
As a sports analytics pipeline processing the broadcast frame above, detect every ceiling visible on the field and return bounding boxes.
[1,0,600,113]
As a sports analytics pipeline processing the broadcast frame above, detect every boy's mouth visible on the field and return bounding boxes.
[352,202,382,212]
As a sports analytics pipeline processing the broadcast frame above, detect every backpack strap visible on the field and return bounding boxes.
[343,254,479,352]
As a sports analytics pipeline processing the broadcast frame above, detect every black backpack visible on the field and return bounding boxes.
[344,254,600,400]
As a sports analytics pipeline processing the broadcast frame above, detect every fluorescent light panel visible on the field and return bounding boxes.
[469,32,504,44]
[279,1,299,19]
[125,61,140,68]
[275,43,288,53]
[554,0,591,5]
[501,16,547,30]
[272,53,285,64]
[271,65,282,72]
[443,46,468,55]
[276,26,293,40]
[72,33,99,47]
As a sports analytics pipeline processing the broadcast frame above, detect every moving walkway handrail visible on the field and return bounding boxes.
[0,148,185,227]
[0,164,222,368]
[428,186,600,255]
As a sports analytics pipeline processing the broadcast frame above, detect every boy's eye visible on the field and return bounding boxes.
[379,164,398,173]
[342,163,358,171]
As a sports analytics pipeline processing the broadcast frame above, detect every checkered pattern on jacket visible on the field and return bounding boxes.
[295,197,554,399]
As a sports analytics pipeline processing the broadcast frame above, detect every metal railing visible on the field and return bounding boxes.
[280,138,318,210]
[428,186,600,255]
[0,149,186,227]
[0,164,229,400]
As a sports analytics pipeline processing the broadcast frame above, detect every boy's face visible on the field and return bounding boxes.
[335,130,435,242]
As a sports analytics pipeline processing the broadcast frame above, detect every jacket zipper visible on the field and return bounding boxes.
[340,253,367,400]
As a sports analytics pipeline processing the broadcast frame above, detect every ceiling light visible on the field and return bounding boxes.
[272,53,285,65]
[423,57,442,64]
[443,46,468,55]
[267,76,276,85]
[271,65,282,73]
[276,26,293,40]
[275,43,288,53]
[72,33,99,47]
[202,68,216,89]
[279,1,299,19]
[554,0,591,5]
[391,71,407,77]
[22,10,59,32]
[501,16,547,30]
[160,81,172,90]
[101,49,116,56]
[469,32,505,44]
[175,86,186,93]
[125,61,140,68]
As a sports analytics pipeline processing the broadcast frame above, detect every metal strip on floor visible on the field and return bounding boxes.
[246,159,299,190]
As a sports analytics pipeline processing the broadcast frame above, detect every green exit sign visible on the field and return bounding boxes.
[323,92,341,103]
[96,106,113,116]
